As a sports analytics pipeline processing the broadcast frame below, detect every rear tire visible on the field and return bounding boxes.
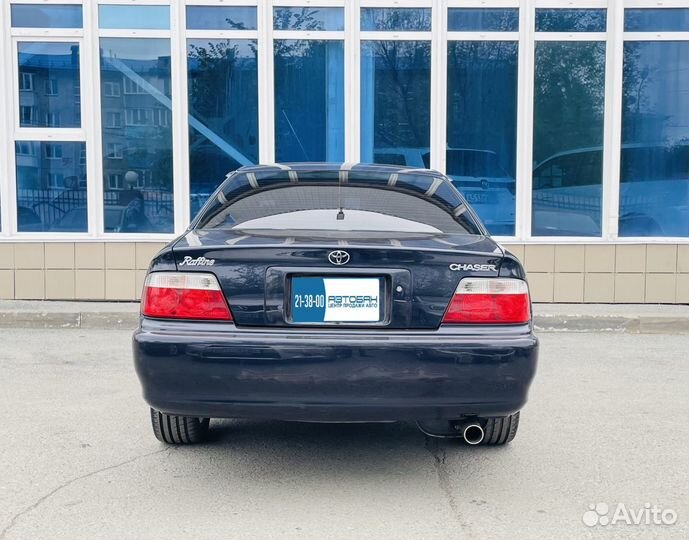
[481,412,520,445]
[150,408,210,444]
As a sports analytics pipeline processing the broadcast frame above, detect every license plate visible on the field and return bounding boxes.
[291,277,382,323]
[464,191,497,204]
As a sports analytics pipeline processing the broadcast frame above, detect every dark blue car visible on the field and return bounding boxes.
[133,163,538,445]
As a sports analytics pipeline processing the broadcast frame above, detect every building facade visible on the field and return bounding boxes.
[0,0,687,303]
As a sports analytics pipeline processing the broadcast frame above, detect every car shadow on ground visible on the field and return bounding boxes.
[194,418,504,468]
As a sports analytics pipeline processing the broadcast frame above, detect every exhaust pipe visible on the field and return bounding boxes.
[462,422,485,445]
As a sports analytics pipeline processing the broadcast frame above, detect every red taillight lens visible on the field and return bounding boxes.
[141,272,232,321]
[442,278,530,324]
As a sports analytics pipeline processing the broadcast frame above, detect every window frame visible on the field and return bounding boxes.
[0,0,686,243]
[528,1,611,240]
[95,0,181,239]
[443,1,522,239]
[615,1,689,239]
[273,3,346,163]
[4,14,90,238]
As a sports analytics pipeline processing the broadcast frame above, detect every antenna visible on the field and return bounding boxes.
[337,169,345,220]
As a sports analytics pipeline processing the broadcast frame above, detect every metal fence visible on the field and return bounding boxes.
[16,188,174,230]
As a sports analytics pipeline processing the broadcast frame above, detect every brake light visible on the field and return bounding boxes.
[442,278,530,324]
[141,272,232,321]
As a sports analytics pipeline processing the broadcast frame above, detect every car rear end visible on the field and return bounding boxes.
[133,163,538,443]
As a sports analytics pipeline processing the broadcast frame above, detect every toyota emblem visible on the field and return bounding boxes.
[328,250,350,265]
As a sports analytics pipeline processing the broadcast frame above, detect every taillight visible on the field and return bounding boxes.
[442,278,530,324]
[141,272,232,321]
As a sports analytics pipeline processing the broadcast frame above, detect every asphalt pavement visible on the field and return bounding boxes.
[0,329,687,540]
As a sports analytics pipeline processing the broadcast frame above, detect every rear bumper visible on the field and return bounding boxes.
[133,320,538,421]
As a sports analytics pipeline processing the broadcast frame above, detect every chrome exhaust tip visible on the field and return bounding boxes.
[462,423,485,445]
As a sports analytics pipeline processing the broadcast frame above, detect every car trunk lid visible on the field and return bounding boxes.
[170,229,504,329]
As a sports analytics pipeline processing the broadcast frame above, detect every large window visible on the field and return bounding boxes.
[15,141,87,232]
[274,40,344,162]
[273,7,345,164]
[17,42,81,128]
[7,7,86,236]
[100,38,174,233]
[187,39,258,216]
[360,41,431,166]
[619,41,689,237]
[1,3,688,243]
[447,41,518,236]
[532,38,606,236]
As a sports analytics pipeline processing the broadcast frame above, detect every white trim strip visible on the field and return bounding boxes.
[623,32,689,40]
[447,31,520,41]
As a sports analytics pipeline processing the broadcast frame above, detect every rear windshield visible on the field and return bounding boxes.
[196,184,482,235]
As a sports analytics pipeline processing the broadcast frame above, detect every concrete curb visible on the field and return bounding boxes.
[0,310,139,330]
[533,314,689,334]
[0,303,686,333]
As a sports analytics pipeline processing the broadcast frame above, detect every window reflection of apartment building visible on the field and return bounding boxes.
[17,46,84,193]
[100,54,172,196]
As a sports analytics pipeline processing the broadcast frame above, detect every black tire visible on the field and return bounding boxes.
[150,408,210,444]
[480,412,520,445]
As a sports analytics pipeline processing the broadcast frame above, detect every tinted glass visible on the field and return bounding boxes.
[361,41,431,166]
[360,8,431,31]
[275,40,344,162]
[18,42,81,128]
[274,7,344,31]
[447,41,518,236]
[624,9,689,32]
[98,5,170,30]
[187,39,258,217]
[535,9,607,32]
[198,185,479,235]
[100,38,173,233]
[186,6,257,30]
[11,4,82,28]
[619,41,689,237]
[448,9,518,32]
[532,41,606,236]
[15,141,87,232]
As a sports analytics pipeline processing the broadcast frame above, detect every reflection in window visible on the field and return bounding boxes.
[532,41,606,236]
[360,41,431,166]
[187,39,258,217]
[15,141,87,232]
[447,41,518,236]
[186,6,257,30]
[624,9,689,32]
[98,5,170,30]
[535,9,607,32]
[360,8,431,31]
[275,40,344,163]
[17,42,80,128]
[448,9,519,32]
[100,38,173,233]
[619,42,689,237]
[274,7,344,31]
[11,4,83,28]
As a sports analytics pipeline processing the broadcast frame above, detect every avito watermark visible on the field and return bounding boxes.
[583,502,678,527]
